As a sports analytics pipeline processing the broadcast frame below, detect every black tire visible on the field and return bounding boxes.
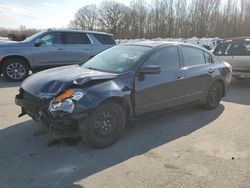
[80,101,126,148]
[204,81,224,109]
[2,58,29,81]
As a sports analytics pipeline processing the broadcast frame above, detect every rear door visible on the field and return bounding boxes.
[62,32,93,64]
[134,46,186,115]
[31,32,65,69]
[179,45,214,103]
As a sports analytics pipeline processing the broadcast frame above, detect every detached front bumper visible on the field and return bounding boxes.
[40,110,89,132]
[15,91,89,132]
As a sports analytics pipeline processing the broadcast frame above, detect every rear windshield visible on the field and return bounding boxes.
[93,34,116,45]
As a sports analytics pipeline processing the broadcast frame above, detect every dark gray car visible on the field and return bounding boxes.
[0,29,116,81]
[16,41,232,148]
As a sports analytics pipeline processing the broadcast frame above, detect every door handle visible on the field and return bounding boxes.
[176,76,185,81]
[208,69,214,73]
[57,48,64,51]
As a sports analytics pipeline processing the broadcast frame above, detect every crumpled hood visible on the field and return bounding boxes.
[21,65,117,98]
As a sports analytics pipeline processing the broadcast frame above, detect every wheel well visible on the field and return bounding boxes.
[104,97,131,119]
[0,55,31,74]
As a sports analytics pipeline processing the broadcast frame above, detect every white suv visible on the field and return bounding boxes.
[213,39,250,79]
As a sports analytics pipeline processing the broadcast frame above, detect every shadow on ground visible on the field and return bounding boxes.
[0,75,22,88]
[0,104,224,187]
[223,79,250,105]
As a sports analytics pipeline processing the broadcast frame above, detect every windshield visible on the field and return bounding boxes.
[23,31,44,42]
[83,45,151,73]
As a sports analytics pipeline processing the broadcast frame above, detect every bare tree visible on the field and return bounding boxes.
[68,0,250,39]
[98,0,131,38]
[70,4,98,30]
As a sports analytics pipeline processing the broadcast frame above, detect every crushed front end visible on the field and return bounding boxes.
[15,87,89,134]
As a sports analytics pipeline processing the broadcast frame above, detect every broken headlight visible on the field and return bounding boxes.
[48,89,86,113]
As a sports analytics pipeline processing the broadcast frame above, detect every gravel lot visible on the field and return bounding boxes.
[0,76,249,188]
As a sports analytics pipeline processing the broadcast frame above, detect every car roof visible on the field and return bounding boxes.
[45,29,113,36]
[120,40,208,51]
[223,37,250,42]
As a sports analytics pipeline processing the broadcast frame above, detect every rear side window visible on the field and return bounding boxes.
[62,32,90,44]
[181,46,206,66]
[144,46,180,71]
[93,34,116,45]
[204,52,213,64]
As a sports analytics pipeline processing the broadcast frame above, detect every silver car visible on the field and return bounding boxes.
[213,39,250,79]
[0,29,116,81]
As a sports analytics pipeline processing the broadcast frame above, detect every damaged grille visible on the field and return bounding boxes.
[17,88,51,119]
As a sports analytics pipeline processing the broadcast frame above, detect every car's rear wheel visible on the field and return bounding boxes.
[80,101,126,148]
[204,81,224,109]
[2,58,29,81]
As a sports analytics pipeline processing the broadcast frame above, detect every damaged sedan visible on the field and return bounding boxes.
[15,41,232,148]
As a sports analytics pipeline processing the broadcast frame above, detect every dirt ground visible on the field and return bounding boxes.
[0,76,249,188]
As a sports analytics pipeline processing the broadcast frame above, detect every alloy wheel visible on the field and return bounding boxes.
[6,62,26,80]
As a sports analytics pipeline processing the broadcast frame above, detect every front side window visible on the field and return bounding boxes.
[144,46,180,71]
[62,32,90,44]
[83,45,151,73]
[181,46,206,66]
[213,42,230,56]
[40,33,61,45]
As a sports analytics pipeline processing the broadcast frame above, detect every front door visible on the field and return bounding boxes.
[31,32,65,69]
[134,46,186,115]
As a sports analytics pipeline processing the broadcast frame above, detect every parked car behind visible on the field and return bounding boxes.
[15,41,232,148]
[213,39,250,79]
[0,29,116,81]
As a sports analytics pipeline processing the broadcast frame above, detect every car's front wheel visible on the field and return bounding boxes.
[80,101,126,148]
[2,58,29,82]
[204,81,224,109]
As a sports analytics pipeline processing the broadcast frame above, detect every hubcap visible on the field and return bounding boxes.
[6,63,26,80]
[94,111,118,137]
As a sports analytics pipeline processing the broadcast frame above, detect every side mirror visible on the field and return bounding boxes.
[34,39,44,47]
[139,65,161,75]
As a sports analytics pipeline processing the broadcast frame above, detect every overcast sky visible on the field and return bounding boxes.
[0,0,137,29]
